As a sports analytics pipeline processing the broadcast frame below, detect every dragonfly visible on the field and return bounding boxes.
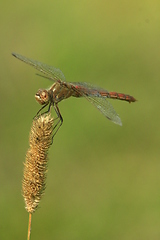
[12,53,136,135]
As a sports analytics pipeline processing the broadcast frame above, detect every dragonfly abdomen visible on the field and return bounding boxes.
[107,92,136,103]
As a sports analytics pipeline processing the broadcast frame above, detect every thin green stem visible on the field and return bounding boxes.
[27,213,32,240]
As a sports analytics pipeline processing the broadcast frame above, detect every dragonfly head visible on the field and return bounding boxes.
[35,89,50,105]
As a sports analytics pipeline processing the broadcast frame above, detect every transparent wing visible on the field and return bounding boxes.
[70,82,122,126]
[86,95,122,126]
[12,53,66,82]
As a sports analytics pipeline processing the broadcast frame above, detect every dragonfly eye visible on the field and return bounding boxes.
[35,89,49,105]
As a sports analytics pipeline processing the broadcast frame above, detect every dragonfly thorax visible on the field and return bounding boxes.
[35,89,51,105]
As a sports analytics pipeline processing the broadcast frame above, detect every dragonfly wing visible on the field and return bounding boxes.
[70,82,122,126]
[12,53,66,82]
[86,95,122,126]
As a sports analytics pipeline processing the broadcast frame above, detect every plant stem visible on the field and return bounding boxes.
[27,213,32,240]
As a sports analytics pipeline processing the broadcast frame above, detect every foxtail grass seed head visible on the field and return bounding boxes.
[22,114,54,213]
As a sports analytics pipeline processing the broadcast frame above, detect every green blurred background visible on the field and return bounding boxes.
[1,0,160,239]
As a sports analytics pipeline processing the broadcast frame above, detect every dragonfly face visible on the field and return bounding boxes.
[35,89,50,105]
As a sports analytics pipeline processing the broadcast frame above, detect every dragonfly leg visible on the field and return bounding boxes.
[33,102,62,142]
[54,103,63,124]
[34,103,51,119]
[51,103,63,141]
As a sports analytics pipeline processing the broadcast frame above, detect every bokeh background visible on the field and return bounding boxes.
[1,1,160,239]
